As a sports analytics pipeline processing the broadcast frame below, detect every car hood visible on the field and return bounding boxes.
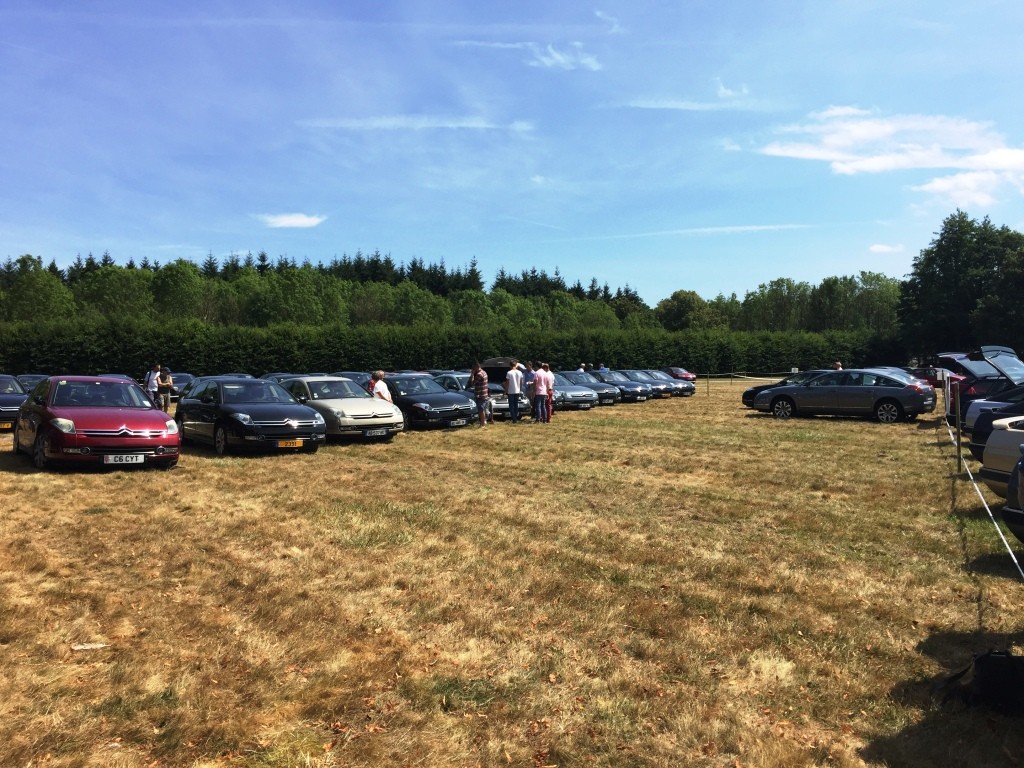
[305,397,400,418]
[47,406,174,430]
[394,392,474,408]
[0,393,29,407]
[217,402,321,420]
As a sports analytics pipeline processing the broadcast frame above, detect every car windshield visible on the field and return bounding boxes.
[0,375,26,394]
[391,377,447,396]
[984,348,1024,385]
[221,381,296,404]
[603,371,628,382]
[305,380,371,399]
[52,380,153,408]
[646,370,674,381]
[552,374,572,387]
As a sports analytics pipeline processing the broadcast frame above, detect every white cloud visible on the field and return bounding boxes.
[869,243,905,254]
[715,78,748,100]
[595,10,622,33]
[256,213,326,228]
[760,106,1024,207]
[527,41,601,71]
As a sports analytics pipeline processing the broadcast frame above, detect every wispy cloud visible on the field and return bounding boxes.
[760,106,1024,207]
[869,243,905,254]
[256,213,326,228]
[457,39,601,71]
[594,10,623,34]
[626,79,756,112]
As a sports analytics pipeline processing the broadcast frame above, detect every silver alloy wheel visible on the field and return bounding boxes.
[32,433,50,469]
[214,426,228,455]
[876,400,902,424]
[771,397,795,419]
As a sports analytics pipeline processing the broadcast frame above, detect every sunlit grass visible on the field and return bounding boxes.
[1,382,1023,766]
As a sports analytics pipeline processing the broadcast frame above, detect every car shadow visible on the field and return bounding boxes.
[859,627,1024,767]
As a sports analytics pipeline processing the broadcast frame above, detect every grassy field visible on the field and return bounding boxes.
[2,381,1023,767]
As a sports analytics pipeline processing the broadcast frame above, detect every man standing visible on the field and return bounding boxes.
[532,360,550,424]
[143,362,161,405]
[471,362,489,427]
[370,370,393,402]
[504,359,524,423]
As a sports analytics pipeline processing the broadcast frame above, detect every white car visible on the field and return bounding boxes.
[280,376,405,440]
[979,415,1024,498]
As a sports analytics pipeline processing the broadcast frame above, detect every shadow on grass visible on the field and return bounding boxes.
[860,627,1024,767]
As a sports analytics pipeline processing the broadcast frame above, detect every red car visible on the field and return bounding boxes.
[662,366,697,381]
[13,375,180,470]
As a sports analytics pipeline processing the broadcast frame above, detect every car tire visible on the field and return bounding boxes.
[771,397,796,419]
[32,432,50,470]
[303,442,319,454]
[160,458,179,470]
[12,422,23,455]
[875,399,903,424]
[175,416,190,444]
[214,425,229,456]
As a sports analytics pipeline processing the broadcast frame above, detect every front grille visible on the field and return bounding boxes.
[252,418,320,428]
[79,427,167,438]
[432,404,473,415]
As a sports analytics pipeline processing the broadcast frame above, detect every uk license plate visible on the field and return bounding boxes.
[637,396,647,402]
[104,454,145,464]
[277,439,301,448]
[449,419,467,427]
[0,421,12,429]
[579,403,592,409]
[364,428,388,437]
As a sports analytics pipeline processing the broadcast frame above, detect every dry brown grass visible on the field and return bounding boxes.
[1,381,1023,767]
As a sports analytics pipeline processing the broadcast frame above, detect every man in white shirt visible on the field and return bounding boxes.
[504,359,524,423]
[371,370,393,403]
[143,362,161,405]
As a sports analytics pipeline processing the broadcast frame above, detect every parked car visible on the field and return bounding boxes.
[940,347,1024,426]
[279,376,404,440]
[590,370,651,402]
[432,370,527,421]
[331,371,372,390]
[559,370,621,405]
[662,366,697,381]
[963,382,1024,433]
[175,377,326,455]
[751,368,936,423]
[903,366,965,389]
[13,375,180,470]
[642,369,695,396]
[979,415,1024,498]
[551,373,599,410]
[617,369,673,398]
[0,374,30,430]
[384,374,475,429]
[1000,454,1024,545]
[968,400,1024,461]
[170,372,194,402]
[742,370,829,408]
[16,373,48,391]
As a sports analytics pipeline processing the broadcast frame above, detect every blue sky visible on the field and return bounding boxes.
[3,1,1023,306]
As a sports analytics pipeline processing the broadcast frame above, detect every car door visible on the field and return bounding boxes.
[836,371,876,414]
[798,371,845,413]
[15,378,50,451]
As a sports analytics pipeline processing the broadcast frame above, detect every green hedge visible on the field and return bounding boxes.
[0,320,899,378]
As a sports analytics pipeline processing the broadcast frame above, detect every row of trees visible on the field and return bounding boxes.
[1,210,1020,358]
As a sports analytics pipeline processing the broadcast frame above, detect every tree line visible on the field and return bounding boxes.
[1,210,1021,364]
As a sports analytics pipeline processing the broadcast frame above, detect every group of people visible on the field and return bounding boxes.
[469,359,555,427]
[143,362,174,412]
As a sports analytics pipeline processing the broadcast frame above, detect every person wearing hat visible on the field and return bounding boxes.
[156,366,174,412]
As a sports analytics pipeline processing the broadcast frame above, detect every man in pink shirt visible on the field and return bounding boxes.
[532,360,552,423]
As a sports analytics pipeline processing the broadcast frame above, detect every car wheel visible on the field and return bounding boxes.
[771,397,795,419]
[875,399,903,424]
[175,416,190,444]
[303,442,319,454]
[160,458,178,470]
[12,422,23,455]
[32,432,51,470]
[214,425,229,456]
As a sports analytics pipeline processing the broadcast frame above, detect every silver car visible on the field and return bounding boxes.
[751,368,936,423]
[280,376,405,439]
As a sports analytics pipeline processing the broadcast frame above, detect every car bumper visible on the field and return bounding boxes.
[328,419,405,438]
[47,433,180,466]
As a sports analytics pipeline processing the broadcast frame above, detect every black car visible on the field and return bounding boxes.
[742,370,830,408]
[384,374,475,429]
[170,372,194,402]
[968,399,1024,461]
[175,377,326,455]
[617,370,673,398]
[16,374,48,392]
[642,369,695,396]
[559,370,621,405]
[590,370,652,402]
[331,371,373,390]
[0,374,29,430]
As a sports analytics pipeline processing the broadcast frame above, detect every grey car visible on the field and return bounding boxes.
[751,368,936,423]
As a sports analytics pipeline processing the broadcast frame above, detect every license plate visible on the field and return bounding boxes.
[277,439,302,448]
[0,421,12,429]
[636,396,647,401]
[579,403,592,409]
[449,419,467,427]
[363,428,388,437]
[104,454,145,464]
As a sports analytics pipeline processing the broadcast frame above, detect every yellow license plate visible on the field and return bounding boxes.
[277,439,302,448]
[0,421,12,430]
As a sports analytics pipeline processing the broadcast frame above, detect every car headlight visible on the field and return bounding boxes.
[412,402,433,411]
[51,417,76,434]
[313,413,325,425]
[332,409,347,419]
[165,419,178,434]
[230,413,253,425]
